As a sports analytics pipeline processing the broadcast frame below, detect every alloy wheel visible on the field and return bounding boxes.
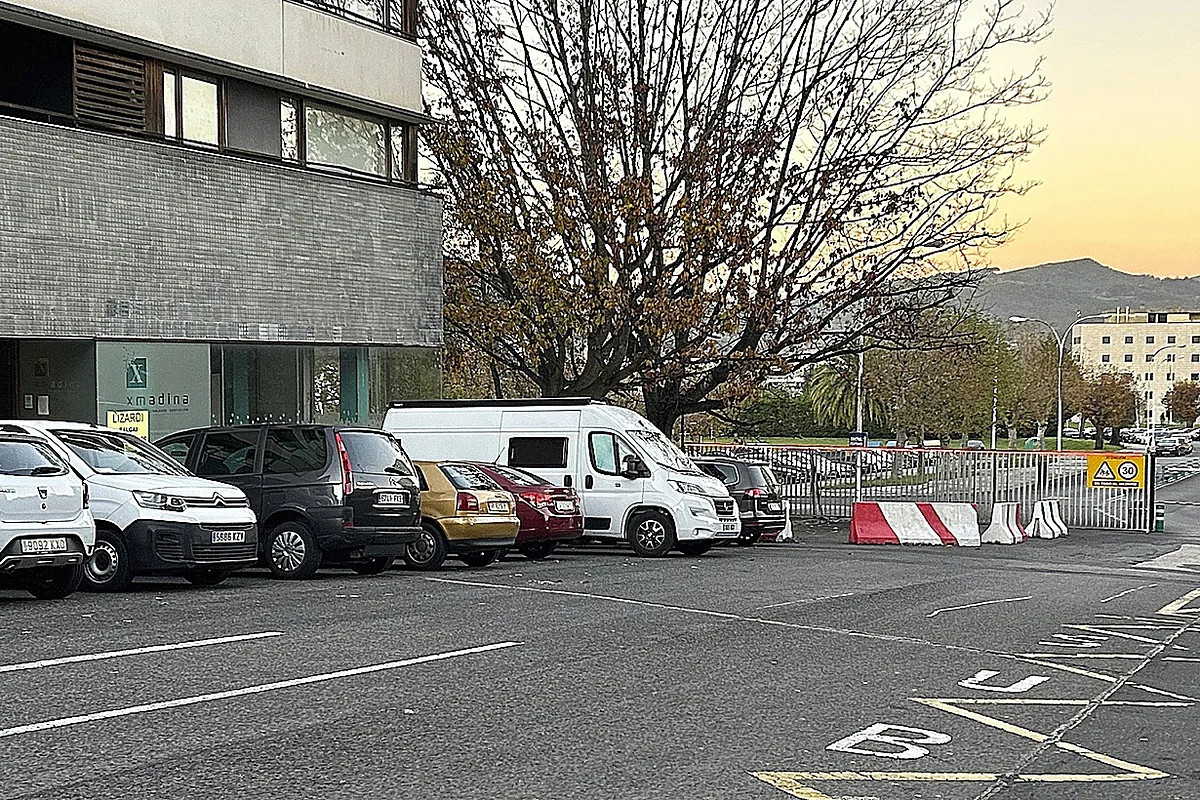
[635,519,666,550]
[271,530,307,573]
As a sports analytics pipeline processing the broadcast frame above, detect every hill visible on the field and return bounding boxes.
[969,258,1200,331]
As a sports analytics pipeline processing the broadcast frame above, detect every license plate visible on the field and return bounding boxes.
[488,501,509,514]
[553,500,575,514]
[376,492,408,506]
[21,537,67,554]
[720,522,739,532]
[211,530,246,544]
[767,502,783,512]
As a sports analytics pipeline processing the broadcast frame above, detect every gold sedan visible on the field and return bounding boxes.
[404,461,520,570]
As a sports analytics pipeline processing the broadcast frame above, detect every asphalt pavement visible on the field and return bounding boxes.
[1,529,1197,800]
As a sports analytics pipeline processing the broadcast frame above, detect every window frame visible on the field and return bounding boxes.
[155,433,196,468]
[588,431,634,476]
[286,0,418,40]
[160,65,224,148]
[507,436,569,470]
[196,428,264,477]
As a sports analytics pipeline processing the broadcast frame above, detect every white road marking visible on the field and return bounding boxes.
[958,670,1050,694]
[0,641,520,739]
[1019,653,1144,659]
[0,632,285,675]
[1159,587,1200,616]
[1100,584,1156,603]
[1165,657,1200,662]
[1063,625,1171,646]
[926,597,1032,618]
[758,592,856,610]
[1136,546,1200,573]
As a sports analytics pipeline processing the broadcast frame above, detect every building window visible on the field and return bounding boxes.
[1125,336,1134,344]
[1101,354,1111,363]
[1192,335,1200,344]
[1192,373,1199,381]
[1168,373,1176,381]
[163,68,220,146]
[1146,336,1155,344]
[1146,354,1155,362]
[1167,353,1177,362]
[1192,354,1200,363]
[1072,336,1081,345]
[1145,373,1154,381]
[1149,313,1168,323]
[287,0,417,38]
[1124,354,1134,363]
[1101,335,1111,344]
[305,103,387,177]
[1168,335,1177,344]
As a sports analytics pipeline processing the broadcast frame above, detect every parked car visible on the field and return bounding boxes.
[694,456,788,544]
[965,439,986,450]
[408,461,520,569]
[0,432,95,599]
[0,421,257,591]
[471,462,582,560]
[156,425,421,580]
[384,399,739,557]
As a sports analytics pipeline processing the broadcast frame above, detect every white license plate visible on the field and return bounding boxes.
[767,502,783,512]
[376,492,408,506]
[211,531,246,544]
[553,500,575,514]
[21,537,67,554]
[488,501,509,514]
[720,522,739,533]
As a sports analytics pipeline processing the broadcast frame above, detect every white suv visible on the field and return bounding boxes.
[0,422,258,591]
[0,432,95,599]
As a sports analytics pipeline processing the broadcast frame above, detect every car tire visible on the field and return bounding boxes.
[627,510,676,557]
[183,569,231,587]
[518,542,556,561]
[458,549,498,568]
[677,541,714,556]
[403,524,448,571]
[265,521,323,580]
[83,528,135,592]
[25,562,85,600]
[350,557,394,576]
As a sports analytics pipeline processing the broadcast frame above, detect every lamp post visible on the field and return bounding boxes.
[1145,343,1185,449]
[1009,313,1109,451]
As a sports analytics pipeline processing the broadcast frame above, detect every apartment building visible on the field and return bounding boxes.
[0,0,442,438]
[1072,310,1200,426]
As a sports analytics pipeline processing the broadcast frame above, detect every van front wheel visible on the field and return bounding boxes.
[628,511,676,557]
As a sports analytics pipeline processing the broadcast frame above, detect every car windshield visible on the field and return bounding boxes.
[628,429,699,473]
[748,465,780,488]
[441,463,500,491]
[52,429,189,476]
[339,431,416,476]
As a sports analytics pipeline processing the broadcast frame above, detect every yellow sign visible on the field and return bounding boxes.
[106,409,149,440]
[1086,453,1145,489]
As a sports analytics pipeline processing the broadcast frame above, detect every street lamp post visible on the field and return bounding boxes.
[1145,343,1185,450]
[1009,313,1109,451]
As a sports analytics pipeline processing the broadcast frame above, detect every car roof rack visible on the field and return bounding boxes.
[388,397,604,409]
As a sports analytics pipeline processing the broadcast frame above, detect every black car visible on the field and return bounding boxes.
[694,456,788,544]
[156,425,422,579]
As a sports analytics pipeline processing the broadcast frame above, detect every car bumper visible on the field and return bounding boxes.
[441,516,520,549]
[0,535,90,572]
[309,520,422,557]
[126,520,259,574]
[680,515,742,541]
[516,514,584,544]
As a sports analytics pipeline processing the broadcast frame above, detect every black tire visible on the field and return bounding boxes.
[518,542,557,561]
[403,524,448,571]
[83,528,135,592]
[25,562,84,600]
[265,520,323,580]
[678,540,714,556]
[495,548,511,562]
[183,569,231,587]
[627,510,676,557]
[350,557,394,576]
[458,550,498,568]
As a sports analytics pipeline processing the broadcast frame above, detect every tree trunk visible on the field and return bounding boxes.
[1094,419,1106,450]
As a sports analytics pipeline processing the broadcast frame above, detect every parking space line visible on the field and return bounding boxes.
[0,632,286,675]
[1063,624,1172,646]
[1100,584,1156,603]
[1158,587,1200,616]
[0,641,520,740]
[926,597,1033,618]
[757,592,856,610]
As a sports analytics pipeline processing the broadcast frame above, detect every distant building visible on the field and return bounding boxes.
[1072,310,1200,426]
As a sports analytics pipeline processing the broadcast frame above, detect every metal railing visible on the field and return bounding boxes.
[688,445,1153,533]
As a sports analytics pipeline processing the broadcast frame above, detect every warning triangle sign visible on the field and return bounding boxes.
[1093,461,1117,481]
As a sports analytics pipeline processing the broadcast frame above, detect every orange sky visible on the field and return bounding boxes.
[991,0,1200,276]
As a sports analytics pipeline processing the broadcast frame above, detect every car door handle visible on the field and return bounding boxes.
[585,475,594,489]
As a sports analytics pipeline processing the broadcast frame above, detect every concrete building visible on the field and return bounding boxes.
[1072,310,1200,426]
[0,0,442,438]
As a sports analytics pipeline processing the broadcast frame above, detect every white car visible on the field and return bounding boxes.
[0,422,258,591]
[0,432,95,599]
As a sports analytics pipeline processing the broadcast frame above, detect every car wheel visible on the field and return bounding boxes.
[183,569,231,587]
[627,510,676,557]
[24,562,84,600]
[518,542,557,561]
[83,529,135,592]
[495,548,511,562]
[458,550,498,568]
[403,524,448,571]
[350,557,394,576]
[266,521,323,580]
[678,541,714,556]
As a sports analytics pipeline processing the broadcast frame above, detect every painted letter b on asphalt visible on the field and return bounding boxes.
[827,724,951,760]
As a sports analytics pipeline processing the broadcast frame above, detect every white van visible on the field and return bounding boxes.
[382,399,739,556]
[0,421,258,591]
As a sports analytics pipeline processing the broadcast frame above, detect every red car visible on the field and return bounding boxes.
[471,463,583,559]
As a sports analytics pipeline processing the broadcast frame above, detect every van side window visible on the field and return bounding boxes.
[508,436,568,469]
[589,432,619,474]
[156,434,195,468]
[197,430,260,476]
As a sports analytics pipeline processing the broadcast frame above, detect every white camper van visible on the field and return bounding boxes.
[382,399,739,556]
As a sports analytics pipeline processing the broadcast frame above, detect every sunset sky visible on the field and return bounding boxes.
[991,0,1200,277]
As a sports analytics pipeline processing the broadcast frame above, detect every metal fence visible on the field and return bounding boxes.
[688,445,1154,533]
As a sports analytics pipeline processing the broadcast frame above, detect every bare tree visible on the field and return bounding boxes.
[423,0,1050,431]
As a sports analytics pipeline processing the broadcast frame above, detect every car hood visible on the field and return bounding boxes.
[669,470,730,498]
[86,472,247,498]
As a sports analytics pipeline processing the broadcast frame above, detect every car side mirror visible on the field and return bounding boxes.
[622,455,650,480]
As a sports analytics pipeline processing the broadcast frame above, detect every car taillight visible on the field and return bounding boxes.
[745,488,767,498]
[335,433,353,498]
[518,490,553,510]
[82,483,89,509]
[457,492,479,512]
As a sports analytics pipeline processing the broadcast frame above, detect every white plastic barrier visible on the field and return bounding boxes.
[981,502,1026,545]
[1028,499,1069,539]
[850,502,981,547]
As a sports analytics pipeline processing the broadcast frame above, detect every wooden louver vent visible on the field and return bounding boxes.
[73,44,147,132]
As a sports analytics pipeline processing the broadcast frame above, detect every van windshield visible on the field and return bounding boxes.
[53,429,189,476]
[628,429,700,473]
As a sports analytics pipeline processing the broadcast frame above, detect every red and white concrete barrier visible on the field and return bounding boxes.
[1028,500,1069,539]
[850,502,981,548]
[981,502,1026,545]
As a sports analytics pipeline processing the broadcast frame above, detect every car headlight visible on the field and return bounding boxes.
[669,480,708,496]
[133,491,188,512]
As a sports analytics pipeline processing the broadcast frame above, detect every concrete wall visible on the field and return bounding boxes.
[0,115,443,346]
[0,0,421,114]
